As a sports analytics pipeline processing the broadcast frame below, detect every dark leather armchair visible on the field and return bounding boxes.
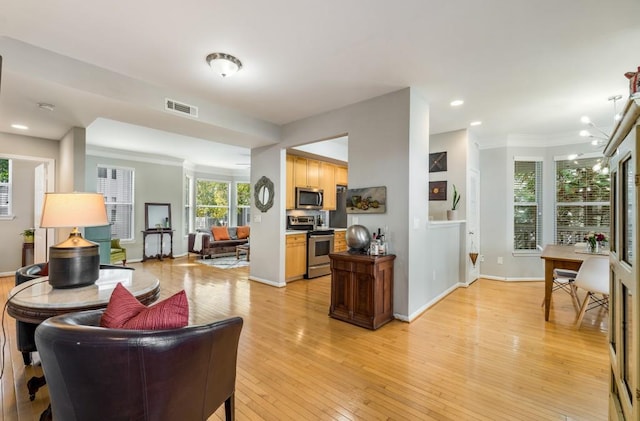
[35,310,243,421]
[14,262,47,365]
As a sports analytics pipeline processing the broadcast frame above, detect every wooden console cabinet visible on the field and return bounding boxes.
[142,229,174,262]
[329,252,395,330]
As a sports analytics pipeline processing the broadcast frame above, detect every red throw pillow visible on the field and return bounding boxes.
[236,226,250,239]
[211,226,230,241]
[100,283,189,330]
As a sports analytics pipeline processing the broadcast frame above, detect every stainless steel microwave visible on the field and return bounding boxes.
[296,187,324,210]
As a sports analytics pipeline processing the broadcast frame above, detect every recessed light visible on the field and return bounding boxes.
[450,99,464,107]
[470,121,482,126]
[11,124,29,130]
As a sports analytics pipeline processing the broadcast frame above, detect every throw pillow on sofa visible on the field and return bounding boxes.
[237,226,250,239]
[211,226,231,241]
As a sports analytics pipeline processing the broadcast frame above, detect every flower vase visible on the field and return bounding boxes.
[588,242,599,253]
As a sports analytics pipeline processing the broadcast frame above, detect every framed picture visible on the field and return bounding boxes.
[429,151,447,173]
[429,181,447,201]
[346,186,386,214]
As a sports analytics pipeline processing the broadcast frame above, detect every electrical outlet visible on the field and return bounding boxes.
[479,255,485,262]
[497,256,503,264]
[253,214,261,223]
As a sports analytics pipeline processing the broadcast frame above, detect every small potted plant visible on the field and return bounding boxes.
[447,185,461,221]
[20,228,35,243]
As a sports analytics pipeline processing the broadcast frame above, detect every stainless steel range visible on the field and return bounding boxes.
[287,215,335,279]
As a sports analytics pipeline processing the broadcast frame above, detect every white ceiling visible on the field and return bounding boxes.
[1,0,639,169]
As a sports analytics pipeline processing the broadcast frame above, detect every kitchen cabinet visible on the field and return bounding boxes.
[320,161,336,210]
[335,165,348,186]
[307,159,320,187]
[329,252,395,330]
[286,155,295,209]
[294,156,320,188]
[285,233,307,281]
[288,154,347,209]
[333,230,347,252]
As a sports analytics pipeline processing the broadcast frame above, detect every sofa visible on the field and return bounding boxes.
[188,226,249,259]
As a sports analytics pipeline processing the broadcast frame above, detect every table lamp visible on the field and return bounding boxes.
[40,192,108,288]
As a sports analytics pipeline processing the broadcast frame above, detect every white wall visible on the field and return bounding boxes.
[429,130,468,221]
[85,154,183,261]
[479,141,603,279]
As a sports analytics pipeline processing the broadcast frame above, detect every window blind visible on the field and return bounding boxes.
[555,157,610,244]
[97,166,134,240]
[514,160,542,251]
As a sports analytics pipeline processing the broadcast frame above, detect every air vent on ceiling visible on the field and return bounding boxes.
[165,98,198,118]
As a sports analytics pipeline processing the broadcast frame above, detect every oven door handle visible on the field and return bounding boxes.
[309,235,333,239]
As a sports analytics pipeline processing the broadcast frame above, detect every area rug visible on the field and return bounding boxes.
[195,256,249,269]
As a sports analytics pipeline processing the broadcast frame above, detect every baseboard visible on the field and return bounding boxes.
[395,282,465,322]
[481,274,543,282]
[248,275,286,288]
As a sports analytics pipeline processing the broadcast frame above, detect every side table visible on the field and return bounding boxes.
[236,244,250,261]
[22,242,34,267]
[329,252,395,330]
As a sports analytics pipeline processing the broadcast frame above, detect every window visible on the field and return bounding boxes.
[97,166,134,240]
[0,158,11,217]
[555,156,610,244]
[514,160,543,251]
[184,175,192,235]
[195,180,229,229]
[236,182,250,226]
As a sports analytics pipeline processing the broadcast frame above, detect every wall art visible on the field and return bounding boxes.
[429,181,447,201]
[346,186,386,214]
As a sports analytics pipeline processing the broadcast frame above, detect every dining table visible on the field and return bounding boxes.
[539,244,609,321]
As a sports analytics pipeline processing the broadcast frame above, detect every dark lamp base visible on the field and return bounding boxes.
[48,236,100,289]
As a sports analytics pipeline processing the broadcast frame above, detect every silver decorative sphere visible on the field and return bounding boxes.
[345,225,371,251]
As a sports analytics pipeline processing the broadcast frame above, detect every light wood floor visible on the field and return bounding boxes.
[1,257,609,420]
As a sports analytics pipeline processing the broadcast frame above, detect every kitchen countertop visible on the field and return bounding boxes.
[285,227,346,235]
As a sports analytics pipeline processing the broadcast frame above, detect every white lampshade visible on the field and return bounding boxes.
[40,192,108,228]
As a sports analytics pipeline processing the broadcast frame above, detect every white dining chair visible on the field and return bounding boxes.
[573,257,609,328]
[549,268,580,307]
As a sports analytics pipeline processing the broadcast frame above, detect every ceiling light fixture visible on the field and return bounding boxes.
[450,99,464,107]
[579,94,623,148]
[470,121,482,126]
[206,53,242,77]
[609,94,623,121]
[38,102,55,111]
[11,124,28,130]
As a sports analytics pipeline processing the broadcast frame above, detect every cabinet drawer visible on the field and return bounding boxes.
[286,234,306,245]
[331,259,353,272]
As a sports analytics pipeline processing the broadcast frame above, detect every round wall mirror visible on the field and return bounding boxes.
[254,176,274,213]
